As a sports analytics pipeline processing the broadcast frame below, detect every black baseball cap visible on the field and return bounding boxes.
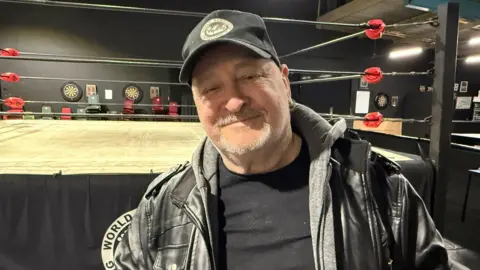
[179,10,281,84]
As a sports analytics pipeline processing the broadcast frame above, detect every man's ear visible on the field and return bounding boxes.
[280,64,291,97]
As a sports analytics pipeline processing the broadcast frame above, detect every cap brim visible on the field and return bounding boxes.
[179,38,273,84]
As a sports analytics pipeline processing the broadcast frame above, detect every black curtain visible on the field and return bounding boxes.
[0,174,154,270]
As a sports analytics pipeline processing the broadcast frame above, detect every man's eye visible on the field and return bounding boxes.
[241,74,261,80]
[203,86,219,93]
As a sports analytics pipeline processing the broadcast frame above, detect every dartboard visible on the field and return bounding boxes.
[61,82,83,102]
[123,84,143,103]
[374,92,389,110]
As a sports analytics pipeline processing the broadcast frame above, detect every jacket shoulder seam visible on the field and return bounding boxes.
[144,161,191,199]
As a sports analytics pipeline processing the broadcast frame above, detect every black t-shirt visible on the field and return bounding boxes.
[218,137,315,270]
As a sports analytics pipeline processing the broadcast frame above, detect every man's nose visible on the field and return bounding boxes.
[224,87,248,113]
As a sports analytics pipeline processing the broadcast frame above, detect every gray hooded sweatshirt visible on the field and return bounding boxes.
[190,103,347,270]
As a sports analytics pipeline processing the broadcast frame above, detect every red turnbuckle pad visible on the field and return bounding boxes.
[365,19,386,40]
[363,67,383,84]
[0,72,20,82]
[363,112,383,128]
[4,97,25,109]
[0,48,20,56]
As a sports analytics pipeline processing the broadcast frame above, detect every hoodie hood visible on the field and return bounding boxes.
[290,103,347,158]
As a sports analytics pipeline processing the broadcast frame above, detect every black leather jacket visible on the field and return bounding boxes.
[114,105,458,270]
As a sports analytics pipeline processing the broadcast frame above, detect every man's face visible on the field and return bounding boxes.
[191,44,291,156]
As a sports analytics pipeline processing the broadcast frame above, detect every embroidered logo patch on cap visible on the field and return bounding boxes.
[200,18,234,41]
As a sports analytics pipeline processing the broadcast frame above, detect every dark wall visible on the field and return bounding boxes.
[454,61,480,121]
[0,3,190,115]
[4,2,476,129]
[0,2,391,118]
[294,80,352,115]
[61,0,320,19]
[348,49,480,138]
[348,49,435,124]
[398,56,480,138]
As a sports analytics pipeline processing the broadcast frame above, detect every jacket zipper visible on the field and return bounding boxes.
[364,145,383,268]
[183,205,216,270]
[367,146,393,269]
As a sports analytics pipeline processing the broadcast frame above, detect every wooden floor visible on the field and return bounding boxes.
[0,120,205,174]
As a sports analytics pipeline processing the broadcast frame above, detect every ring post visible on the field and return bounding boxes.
[429,2,459,232]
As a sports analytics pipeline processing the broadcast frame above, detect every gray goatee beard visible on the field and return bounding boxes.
[214,108,271,156]
[218,123,271,155]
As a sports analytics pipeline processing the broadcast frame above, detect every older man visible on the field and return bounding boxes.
[115,10,453,270]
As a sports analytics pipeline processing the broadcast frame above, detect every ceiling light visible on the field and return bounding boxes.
[389,47,423,59]
[405,4,430,12]
[468,37,480,46]
[465,55,480,64]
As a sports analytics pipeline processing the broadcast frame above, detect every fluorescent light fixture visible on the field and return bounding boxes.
[468,37,480,46]
[465,55,480,64]
[405,4,430,12]
[389,47,423,59]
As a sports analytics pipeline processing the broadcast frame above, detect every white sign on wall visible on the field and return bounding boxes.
[355,91,370,114]
[105,89,113,100]
[455,96,472,109]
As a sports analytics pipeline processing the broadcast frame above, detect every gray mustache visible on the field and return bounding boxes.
[215,109,263,127]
